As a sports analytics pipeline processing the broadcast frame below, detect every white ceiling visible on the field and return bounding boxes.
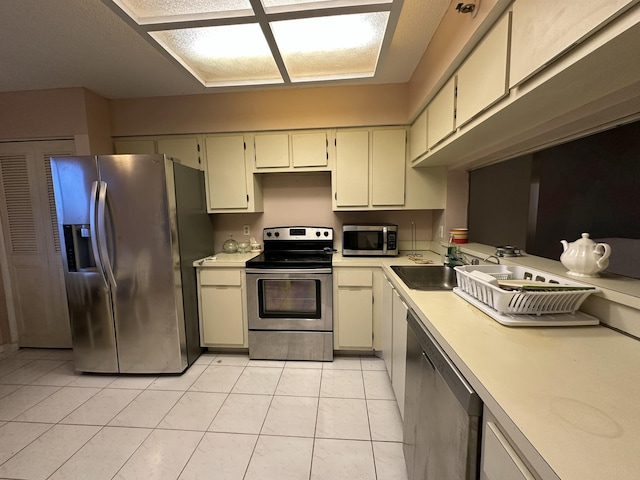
[0,0,451,99]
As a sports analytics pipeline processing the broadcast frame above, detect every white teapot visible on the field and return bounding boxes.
[560,233,611,277]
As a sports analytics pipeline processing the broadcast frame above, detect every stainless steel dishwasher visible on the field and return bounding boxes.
[403,308,482,480]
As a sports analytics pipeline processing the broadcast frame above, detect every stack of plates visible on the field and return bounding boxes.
[450,228,468,244]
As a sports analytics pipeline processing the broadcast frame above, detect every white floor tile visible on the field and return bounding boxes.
[321,356,362,370]
[29,361,80,387]
[38,349,74,361]
[363,370,396,400]
[248,359,286,368]
[108,375,157,390]
[0,358,37,378]
[60,388,141,426]
[148,364,206,391]
[0,359,65,385]
[0,385,60,421]
[315,397,370,440]
[193,352,217,365]
[209,394,271,434]
[67,374,118,388]
[49,426,151,480]
[245,435,313,480]
[158,392,227,431]
[189,365,244,393]
[0,384,21,400]
[179,432,257,480]
[372,441,409,480]
[320,369,365,398]
[209,353,250,366]
[261,396,318,437]
[361,356,388,371]
[0,424,100,480]
[275,368,322,397]
[311,438,376,480]
[108,390,183,428]
[232,367,283,395]
[284,360,325,369]
[15,386,100,423]
[113,429,203,480]
[367,400,403,442]
[0,422,53,464]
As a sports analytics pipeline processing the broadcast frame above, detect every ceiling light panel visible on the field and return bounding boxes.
[114,0,253,23]
[271,12,389,82]
[261,0,392,10]
[150,24,283,86]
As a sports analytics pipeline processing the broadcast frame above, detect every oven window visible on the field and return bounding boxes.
[258,279,321,319]
[344,231,382,250]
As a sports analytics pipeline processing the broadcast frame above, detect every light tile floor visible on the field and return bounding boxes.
[0,349,408,480]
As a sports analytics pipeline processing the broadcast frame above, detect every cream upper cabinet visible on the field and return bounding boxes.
[291,131,328,168]
[510,0,635,87]
[410,109,428,161]
[334,268,374,351]
[427,77,456,148]
[371,129,406,206]
[204,134,263,213]
[335,130,370,207]
[253,130,328,171]
[456,13,511,127]
[114,135,202,170]
[197,268,247,348]
[254,133,289,169]
[334,127,408,210]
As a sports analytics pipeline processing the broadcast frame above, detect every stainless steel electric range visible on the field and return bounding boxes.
[245,226,334,361]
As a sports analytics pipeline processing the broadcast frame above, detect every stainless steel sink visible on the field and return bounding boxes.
[390,265,457,291]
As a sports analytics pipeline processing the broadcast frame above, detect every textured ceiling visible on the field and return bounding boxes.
[0,0,450,99]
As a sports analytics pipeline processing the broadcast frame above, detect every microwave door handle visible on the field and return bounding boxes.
[382,226,388,254]
[90,181,108,289]
[97,181,117,288]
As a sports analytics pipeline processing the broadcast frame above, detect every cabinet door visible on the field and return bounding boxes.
[391,289,408,418]
[457,13,510,127]
[254,133,290,169]
[410,109,428,161]
[200,285,245,346]
[371,129,406,206]
[381,276,394,379]
[481,420,536,480]
[337,288,373,349]
[510,0,634,87]
[291,132,327,168]
[427,77,456,148]
[335,130,369,207]
[157,137,201,171]
[114,139,156,154]
[204,135,248,210]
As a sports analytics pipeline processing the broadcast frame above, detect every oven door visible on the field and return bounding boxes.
[246,268,332,331]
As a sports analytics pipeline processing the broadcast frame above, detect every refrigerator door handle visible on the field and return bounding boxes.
[90,181,108,289]
[97,180,117,288]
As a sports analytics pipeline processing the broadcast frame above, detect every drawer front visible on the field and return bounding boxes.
[337,269,373,287]
[199,269,242,286]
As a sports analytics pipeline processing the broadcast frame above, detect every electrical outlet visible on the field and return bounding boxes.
[243,225,250,236]
[439,225,444,239]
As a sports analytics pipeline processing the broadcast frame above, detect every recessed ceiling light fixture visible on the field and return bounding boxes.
[102,0,403,88]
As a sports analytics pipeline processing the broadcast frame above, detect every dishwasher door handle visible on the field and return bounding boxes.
[422,350,435,370]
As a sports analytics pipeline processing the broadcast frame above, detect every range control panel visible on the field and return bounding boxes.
[263,226,333,241]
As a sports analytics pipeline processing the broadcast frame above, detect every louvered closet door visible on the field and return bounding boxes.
[0,140,74,347]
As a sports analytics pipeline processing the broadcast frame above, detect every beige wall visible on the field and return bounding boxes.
[210,172,434,254]
[83,89,114,154]
[109,83,409,136]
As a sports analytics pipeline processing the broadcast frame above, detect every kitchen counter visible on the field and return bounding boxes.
[336,251,640,479]
[193,251,260,267]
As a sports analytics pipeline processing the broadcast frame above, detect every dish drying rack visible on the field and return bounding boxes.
[453,265,600,327]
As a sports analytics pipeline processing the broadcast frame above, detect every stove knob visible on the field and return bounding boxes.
[324,231,329,237]
[274,232,280,237]
[266,231,272,237]
[316,231,321,237]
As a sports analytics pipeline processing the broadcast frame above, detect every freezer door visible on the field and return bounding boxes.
[50,156,119,373]
[97,155,187,373]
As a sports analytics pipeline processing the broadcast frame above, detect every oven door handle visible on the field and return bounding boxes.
[246,268,332,275]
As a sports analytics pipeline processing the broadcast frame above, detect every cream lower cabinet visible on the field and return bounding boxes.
[481,407,537,480]
[334,268,374,351]
[197,268,247,348]
[391,287,408,418]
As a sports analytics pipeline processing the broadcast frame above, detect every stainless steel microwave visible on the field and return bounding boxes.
[342,224,398,256]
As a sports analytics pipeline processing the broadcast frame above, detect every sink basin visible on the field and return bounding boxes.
[390,265,458,291]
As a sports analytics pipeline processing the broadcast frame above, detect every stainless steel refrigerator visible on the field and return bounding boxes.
[51,154,214,374]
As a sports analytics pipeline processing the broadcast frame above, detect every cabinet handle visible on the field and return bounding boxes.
[334,192,337,200]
